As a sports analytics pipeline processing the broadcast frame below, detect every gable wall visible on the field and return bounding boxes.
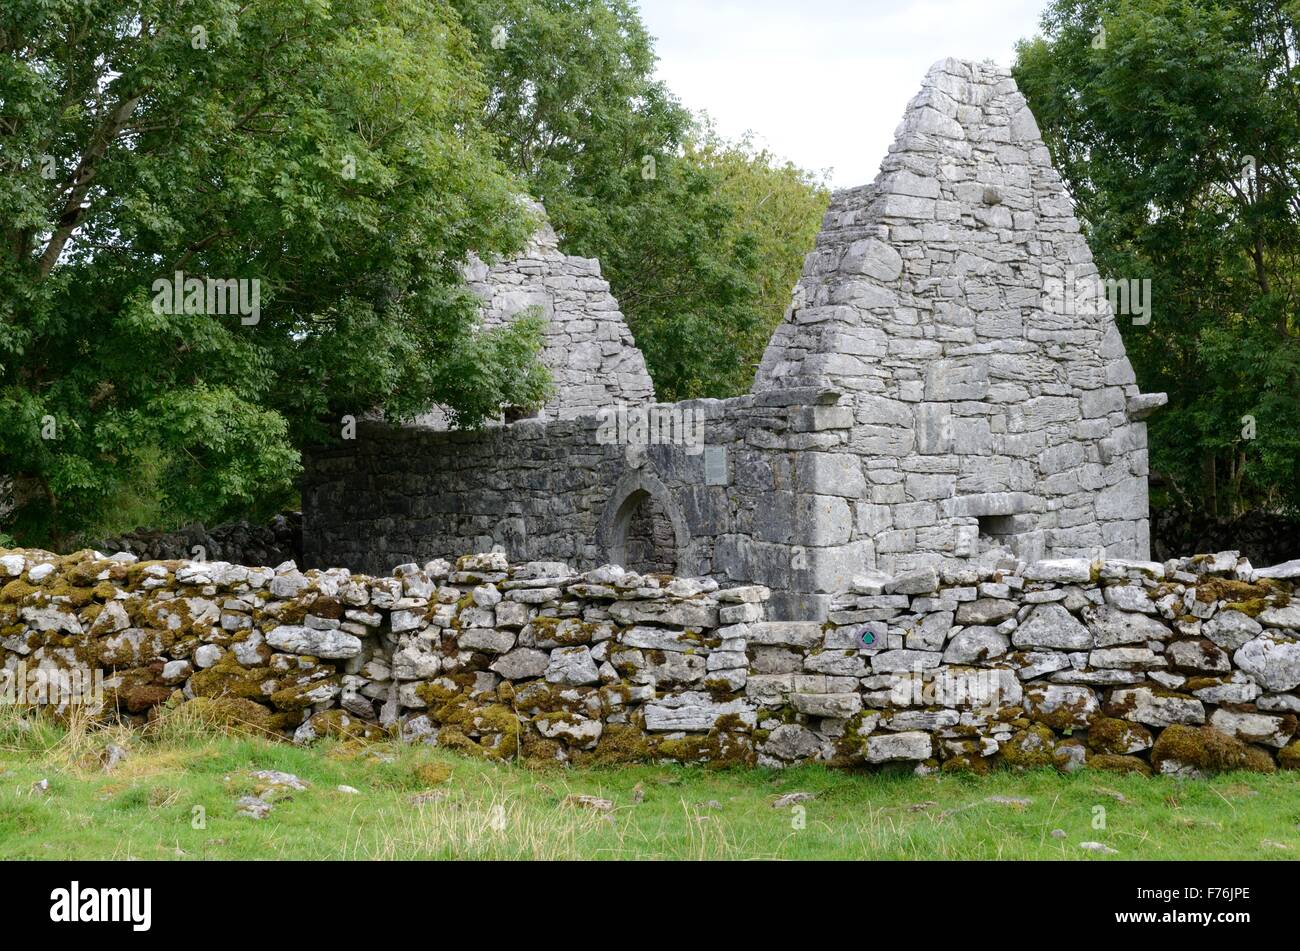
[754,59,1157,574]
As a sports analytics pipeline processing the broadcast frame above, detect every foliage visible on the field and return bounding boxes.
[1014,0,1300,515]
[450,0,830,400]
[0,0,550,544]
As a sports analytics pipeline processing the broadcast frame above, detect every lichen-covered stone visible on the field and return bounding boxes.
[1086,717,1153,755]
[1024,684,1099,730]
[265,625,362,659]
[1234,634,1300,692]
[2,542,1295,776]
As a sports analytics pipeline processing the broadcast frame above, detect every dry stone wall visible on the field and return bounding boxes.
[3,545,1300,776]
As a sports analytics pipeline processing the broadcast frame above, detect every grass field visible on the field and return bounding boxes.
[1,708,1298,860]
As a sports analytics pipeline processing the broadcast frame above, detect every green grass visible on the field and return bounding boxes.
[1,709,1298,860]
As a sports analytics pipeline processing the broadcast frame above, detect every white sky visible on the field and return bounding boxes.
[636,0,1048,188]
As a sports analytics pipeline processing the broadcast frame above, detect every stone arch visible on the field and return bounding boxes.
[599,470,694,575]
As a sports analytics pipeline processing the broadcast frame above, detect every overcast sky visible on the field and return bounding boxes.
[637,0,1048,188]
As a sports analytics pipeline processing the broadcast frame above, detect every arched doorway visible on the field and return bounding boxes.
[599,471,693,575]
[613,489,678,574]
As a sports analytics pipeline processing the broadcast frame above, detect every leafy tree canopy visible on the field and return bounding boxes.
[1,0,550,544]
[450,0,830,401]
[1015,0,1300,515]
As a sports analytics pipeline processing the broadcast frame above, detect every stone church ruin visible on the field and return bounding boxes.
[302,59,1167,621]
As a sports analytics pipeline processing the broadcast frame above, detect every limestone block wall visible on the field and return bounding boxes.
[754,59,1164,573]
[416,199,654,428]
[3,546,1299,776]
[303,388,873,620]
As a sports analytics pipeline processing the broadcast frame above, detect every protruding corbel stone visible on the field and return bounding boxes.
[1126,392,1167,421]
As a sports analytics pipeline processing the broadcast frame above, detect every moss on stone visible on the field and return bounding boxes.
[1223,598,1270,618]
[703,678,741,701]
[413,761,452,786]
[519,730,565,763]
[940,753,992,774]
[999,724,1057,769]
[657,730,754,767]
[188,654,278,700]
[1087,717,1153,755]
[1150,724,1276,775]
[1278,740,1300,771]
[434,696,522,736]
[159,696,282,737]
[269,675,341,711]
[1190,576,1284,605]
[0,579,43,606]
[61,556,114,588]
[528,615,601,647]
[571,723,659,766]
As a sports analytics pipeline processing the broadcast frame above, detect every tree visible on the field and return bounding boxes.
[689,126,831,392]
[1014,0,1300,516]
[0,0,550,545]
[449,0,829,401]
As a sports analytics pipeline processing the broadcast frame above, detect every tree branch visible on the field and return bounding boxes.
[36,90,144,278]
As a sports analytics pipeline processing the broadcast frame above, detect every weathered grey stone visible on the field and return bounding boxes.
[642,650,707,686]
[956,598,1017,625]
[1012,604,1092,650]
[621,626,700,653]
[270,571,310,599]
[19,605,82,635]
[1234,634,1300,692]
[1012,650,1072,680]
[456,628,516,655]
[864,731,932,763]
[885,566,939,595]
[904,611,954,651]
[840,238,904,281]
[265,625,362,659]
[1204,610,1263,651]
[1088,647,1165,670]
[536,715,603,749]
[1022,559,1092,583]
[1084,605,1172,647]
[1025,684,1099,729]
[1259,604,1300,629]
[1254,559,1300,581]
[760,724,824,761]
[747,622,824,648]
[489,648,550,680]
[193,644,223,669]
[1166,639,1231,673]
[545,646,601,686]
[607,600,719,628]
[1103,584,1158,614]
[790,692,862,718]
[943,627,1008,664]
[871,649,942,673]
[1106,687,1204,727]
[1208,708,1293,748]
[643,692,755,732]
[161,660,192,684]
